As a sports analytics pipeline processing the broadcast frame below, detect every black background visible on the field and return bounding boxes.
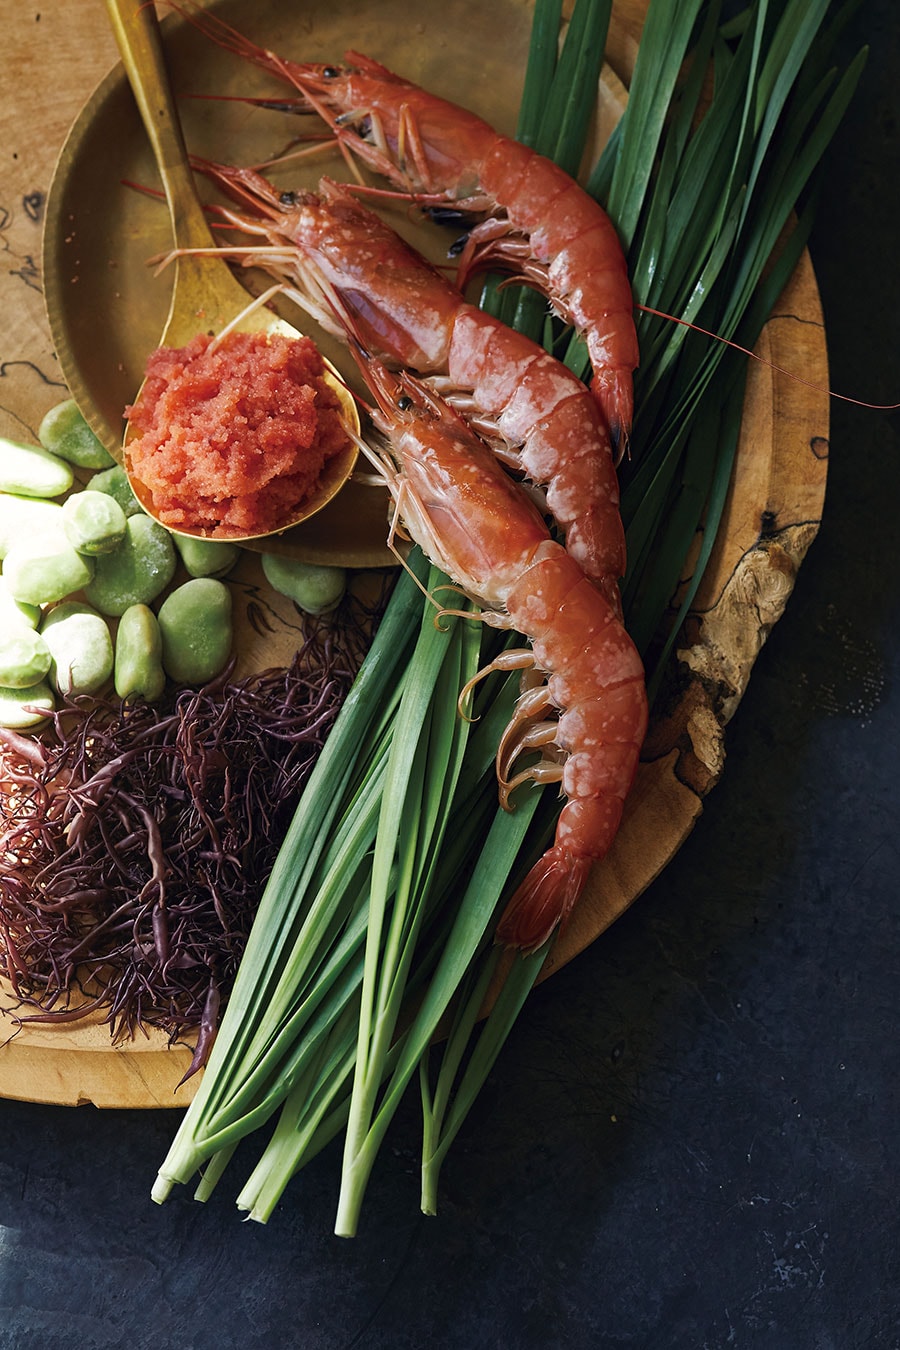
[1,4,898,1347]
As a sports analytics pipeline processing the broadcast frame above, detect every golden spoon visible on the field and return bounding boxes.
[103,0,359,542]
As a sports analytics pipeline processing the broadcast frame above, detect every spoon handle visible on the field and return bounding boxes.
[103,0,214,249]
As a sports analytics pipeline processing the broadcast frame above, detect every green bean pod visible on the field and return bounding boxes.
[0,494,64,559]
[261,553,347,615]
[157,578,233,685]
[62,490,128,555]
[83,514,177,617]
[115,604,166,702]
[3,528,94,606]
[0,629,52,689]
[0,437,74,498]
[0,679,55,730]
[86,464,144,518]
[41,601,114,696]
[38,399,116,470]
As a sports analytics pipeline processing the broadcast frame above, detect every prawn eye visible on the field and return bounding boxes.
[322,66,340,79]
[279,190,297,207]
[447,232,470,257]
[397,395,413,411]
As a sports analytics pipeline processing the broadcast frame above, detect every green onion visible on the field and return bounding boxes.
[611,0,865,690]
[334,586,483,1235]
[410,0,865,1208]
[152,554,432,1199]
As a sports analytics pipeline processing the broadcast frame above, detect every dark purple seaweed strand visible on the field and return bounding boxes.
[0,594,382,1061]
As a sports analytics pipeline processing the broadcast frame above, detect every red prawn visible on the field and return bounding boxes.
[176,9,639,448]
[182,163,626,605]
[355,357,647,952]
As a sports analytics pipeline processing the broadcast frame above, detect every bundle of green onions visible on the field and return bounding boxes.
[152,0,864,1233]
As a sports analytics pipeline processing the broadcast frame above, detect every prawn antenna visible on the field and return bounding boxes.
[636,304,900,412]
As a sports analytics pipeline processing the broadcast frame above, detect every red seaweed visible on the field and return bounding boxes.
[0,590,385,1067]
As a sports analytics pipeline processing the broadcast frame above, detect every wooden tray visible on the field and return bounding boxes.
[0,0,828,1107]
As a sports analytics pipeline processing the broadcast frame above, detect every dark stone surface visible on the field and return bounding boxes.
[1,6,898,1348]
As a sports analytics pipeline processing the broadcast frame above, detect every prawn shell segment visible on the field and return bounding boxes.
[445,307,547,416]
[444,306,604,452]
[555,684,649,757]
[537,408,625,582]
[505,545,621,670]
[562,742,643,800]
[556,795,626,858]
[546,619,646,710]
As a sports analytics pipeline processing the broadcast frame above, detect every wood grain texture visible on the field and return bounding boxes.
[0,0,828,1106]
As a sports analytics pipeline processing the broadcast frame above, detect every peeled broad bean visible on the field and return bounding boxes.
[115,604,166,702]
[0,575,41,630]
[157,578,233,685]
[173,534,241,579]
[86,464,144,518]
[0,438,73,499]
[0,629,52,689]
[260,553,347,615]
[38,399,115,470]
[0,678,55,730]
[41,601,114,696]
[62,490,128,555]
[83,514,176,617]
[3,528,94,606]
[0,493,64,558]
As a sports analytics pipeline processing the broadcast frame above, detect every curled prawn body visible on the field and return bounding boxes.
[193,164,625,601]
[181,12,638,446]
[359,361,648,953]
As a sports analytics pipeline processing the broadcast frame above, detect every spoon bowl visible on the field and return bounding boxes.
[104,0,359,543]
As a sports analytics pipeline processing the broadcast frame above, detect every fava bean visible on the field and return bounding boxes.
[0,629,52,689]
[83,514,176,617]
[0,575,41,631]
[115,604,166,703]
[38,399,115,470]
[0,493,64,559]
[158,578,233,685]
[261,553,347,615]
[0,438,73,499]
[0,678,55,730]
[3,528,94,606]
[173,534,241,579]
[62,490,128,555]
[41,601,114,696]
[86,464,144,518]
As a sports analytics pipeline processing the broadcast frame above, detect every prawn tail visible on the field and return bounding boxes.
[494,848,592,954]
[590,366,634,459]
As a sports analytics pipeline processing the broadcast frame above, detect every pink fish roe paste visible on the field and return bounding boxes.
[125,331,350,537]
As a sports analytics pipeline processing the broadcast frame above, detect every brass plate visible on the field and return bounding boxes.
[2,0,829,1107]
[42,0,547,569]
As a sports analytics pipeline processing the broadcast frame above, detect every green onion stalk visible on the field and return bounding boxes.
[153,0,865,1232]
